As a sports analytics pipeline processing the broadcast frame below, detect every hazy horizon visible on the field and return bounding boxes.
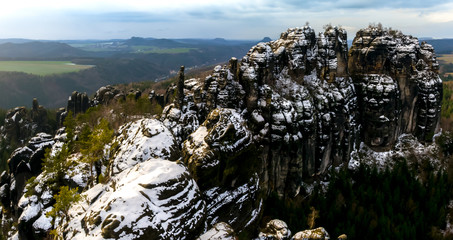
[0,0,453,40]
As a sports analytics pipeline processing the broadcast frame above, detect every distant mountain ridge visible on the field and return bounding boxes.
[424,38,453,54]
[0,37,262,60]
[0,41,90,59]
[0,37,262,109]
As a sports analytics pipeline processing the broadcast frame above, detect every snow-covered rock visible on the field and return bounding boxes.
[169,26,359,198]
[183,108,253,189]
[65,158,206,240]
[110,118,179,175]
[349,26,442,149]
[203,174,261,232]
[182,108,261,232]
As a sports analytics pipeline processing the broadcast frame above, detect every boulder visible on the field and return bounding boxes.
[258,219,291,240]
[197,222,236,240]
[291,227,330,240]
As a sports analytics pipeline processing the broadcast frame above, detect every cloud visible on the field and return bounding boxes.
[68,11,176,23]
[278,0,451,10]
[422,2,453,22]
[0,0,453,40]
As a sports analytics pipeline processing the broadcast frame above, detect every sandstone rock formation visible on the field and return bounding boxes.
[12,130,89,240]
[66,91,89,115]
[0,99,52,146]
[92,85,124,106]
[349,26,442,149]
[0,133,54,219]
[256,219,335,240]
[158,25,442,236]
[109,118,180,175]
[166,26,359,199]
[66,159,205,240]
[0,24,443,239]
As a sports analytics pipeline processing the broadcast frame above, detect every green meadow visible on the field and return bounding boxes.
[0,61,93,76]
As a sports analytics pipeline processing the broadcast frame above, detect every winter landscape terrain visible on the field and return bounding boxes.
[0,22,452,240]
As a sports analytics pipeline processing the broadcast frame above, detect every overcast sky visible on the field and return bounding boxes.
[0,0,452,40]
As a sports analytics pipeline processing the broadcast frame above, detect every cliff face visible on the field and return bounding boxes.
[349,27,442,149]
[238,26,357,197]
[167,26,359,199]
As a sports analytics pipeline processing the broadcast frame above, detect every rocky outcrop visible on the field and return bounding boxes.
[258,219,292,240]
[349,26,442,149]
[12,130,89,240]
[255,219,334,240]
[66,91,89,115]
[183,108,253,190]
[109,118,180,175]
[291,227,330,240]
[92,85,123,106]
[148,90,166,108]
[239,26,358,197]
[0,99,53,146]
[0,133,54,217]
[65,159,206,240]
[167,26,358,199]
[157,25,442,236]
[197,222,236,240]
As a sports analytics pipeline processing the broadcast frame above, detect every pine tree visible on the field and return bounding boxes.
[42,144,70,186]
[80,118,113,185]
[63,111,76,150]
[47,186,81,240]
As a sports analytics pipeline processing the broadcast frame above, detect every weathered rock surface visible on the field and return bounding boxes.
[197,222,236,240]
[183,108,253,189]
[0,133,54,217]
[67,91,90,115]
[13,131,88,240]
[0,99,52,146]
[203,174,261,232]
[110,118,180,175]
[167,26,359,199]
[291,227,330,240]
[181,108,261,232]
[156,25,442,235]
[92,85,123,106]
[65,159,205,240]
[258,219,292,240]
[349,26,442,149]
